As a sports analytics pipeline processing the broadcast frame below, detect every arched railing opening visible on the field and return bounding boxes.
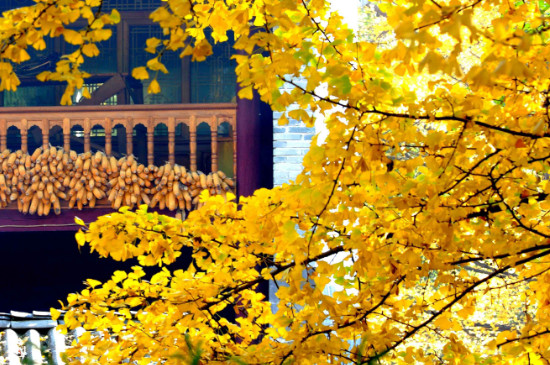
[27,126,42,154]
[112,124,126,157]
[90,124,106,154]
[218,121,234,178]
[196,122,211,174]
[70,125,84,154]
[6,126,21,152]
[154,123,168,166]
[49,126,63,148]
[133,124,147,165]
[175,122,190,168]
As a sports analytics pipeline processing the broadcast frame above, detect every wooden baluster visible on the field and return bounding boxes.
[190,116,197,172]
[0,119,6,151]
[84,132,90,152]
[211,117,218,172]
[105,118,112,156]
[168,117,175,165]
[21,119,28,153]
[84,118,91,153]
[147,121,154,166]
[63,118,70,152]
[126,119,133,156]
[42,119,49,149]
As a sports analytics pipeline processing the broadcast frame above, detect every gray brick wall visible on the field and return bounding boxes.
[272,111,315,186]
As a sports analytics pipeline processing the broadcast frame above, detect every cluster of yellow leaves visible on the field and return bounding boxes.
[0,0,119,104]
[1,0,549,363]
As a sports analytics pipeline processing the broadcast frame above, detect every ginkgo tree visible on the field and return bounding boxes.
[2,0,550,363]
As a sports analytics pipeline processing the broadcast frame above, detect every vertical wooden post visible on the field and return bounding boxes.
[83,118,91,153]
[168,117,175,165]
[63,118,70,151]
[42,119,49,149]
[126,118,133,156]
[147,119,154,166]
[190,116,197,172]
[0,119,6,151]
[105,118,112,156]
[232,118,237,179]
[21,119,28,153]
[211,116,218,172]
[237,90,272,196]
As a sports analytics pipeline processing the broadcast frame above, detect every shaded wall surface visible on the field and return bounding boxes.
[0,231,132,311]
[0,231,192,312]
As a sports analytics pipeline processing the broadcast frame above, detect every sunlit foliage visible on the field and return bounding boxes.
[1,0,550,363]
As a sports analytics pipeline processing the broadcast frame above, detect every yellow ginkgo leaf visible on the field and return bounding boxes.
[132,66,150,80]
[148,79,161,94]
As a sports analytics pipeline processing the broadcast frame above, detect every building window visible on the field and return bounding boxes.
[0,3,237,106]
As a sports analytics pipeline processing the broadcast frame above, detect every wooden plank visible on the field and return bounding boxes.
[77,74,127,106]
[0,206,178,232]
[0,103,237,117]
[0,208,114,232]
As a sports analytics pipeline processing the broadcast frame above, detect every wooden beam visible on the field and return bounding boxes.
[77,74,126,106]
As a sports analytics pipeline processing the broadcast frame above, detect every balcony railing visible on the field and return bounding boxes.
[0,103,237,177]
[0,103,237,216]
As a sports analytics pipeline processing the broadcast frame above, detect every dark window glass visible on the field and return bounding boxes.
[0,0,34,11]
[191,31,237,103]
[4,36,58,106]
[101,0,163,11]
[130,25,182,104]
[0,0,163,12]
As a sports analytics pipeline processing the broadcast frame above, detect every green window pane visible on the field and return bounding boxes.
[191,31,237,103]
[130,25,182,104]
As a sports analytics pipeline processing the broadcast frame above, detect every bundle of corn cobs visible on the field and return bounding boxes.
[0,147,234,216]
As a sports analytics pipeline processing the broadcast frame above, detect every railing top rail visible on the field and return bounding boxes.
[0,103,238,118]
